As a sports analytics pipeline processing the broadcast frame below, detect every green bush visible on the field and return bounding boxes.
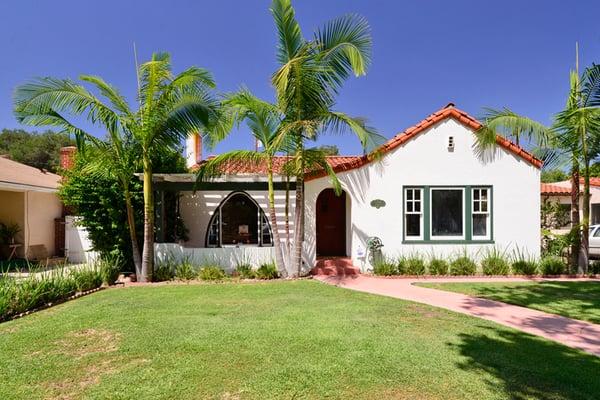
[71,268,103,292]
[255,263,279,280]
[450,256,477,276]
[175,260,197,281]
[373,258,397,276]
[235,263,255,279]
[428,259,449,275]
[405,256,426,275]
[0,265,104,322]
[590,260,600,275]
[540,256,567,275]
[512,260,538,275]
[97,256,122,285]
[481,249,510,275]
[153,263,175,282]
[198,265,227,281]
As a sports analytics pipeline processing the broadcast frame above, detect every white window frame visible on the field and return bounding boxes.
[430,187,466,240]
[472,187,491,240]
[404,187,423,240]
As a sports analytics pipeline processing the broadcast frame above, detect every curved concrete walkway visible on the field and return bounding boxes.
[316,275,600,357]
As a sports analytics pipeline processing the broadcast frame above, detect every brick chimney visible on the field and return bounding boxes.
[60,146,77,171]
[185,133,202,169]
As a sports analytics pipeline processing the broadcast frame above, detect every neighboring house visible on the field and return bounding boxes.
[540,178,600,232]
[0,155,64,260]
[153,104,542,272]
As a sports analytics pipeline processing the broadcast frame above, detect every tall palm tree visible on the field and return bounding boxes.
[197,89,343,276]
[14,52,228,281]
[269,0,383,276]
[477,64,600,272]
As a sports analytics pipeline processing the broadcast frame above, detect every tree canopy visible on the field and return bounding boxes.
[0,129,75,172]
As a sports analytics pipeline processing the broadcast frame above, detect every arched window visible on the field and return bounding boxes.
[205,192,273,247]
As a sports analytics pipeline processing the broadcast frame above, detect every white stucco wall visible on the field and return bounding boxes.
[305,118,541,269]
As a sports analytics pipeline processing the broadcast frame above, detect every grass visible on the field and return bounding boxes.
[419,281,600,324]
[0,280,599,399]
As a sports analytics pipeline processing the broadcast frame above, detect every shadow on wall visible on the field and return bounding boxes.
[450,326,600,399]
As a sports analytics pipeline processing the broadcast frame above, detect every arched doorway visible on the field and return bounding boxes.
[316,188,347,257]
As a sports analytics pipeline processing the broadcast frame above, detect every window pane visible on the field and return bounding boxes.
[474,189,480,200]
[481,201,488,212]
[432,190,463,236]
[414,201,420,213]
[414,190,420,200]
[406,190,413,201]
[473,214,487,237]
[406,214,420,237]
[221,193,259,245]
[473,201,480,212]
[407,201,413,213]
[480,190,488,201]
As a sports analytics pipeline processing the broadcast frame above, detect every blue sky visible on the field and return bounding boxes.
[1,0,599,155]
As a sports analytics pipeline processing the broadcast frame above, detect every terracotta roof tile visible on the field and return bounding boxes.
[540,183,571,195]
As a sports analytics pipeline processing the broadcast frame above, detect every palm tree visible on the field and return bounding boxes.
[197,89,343,276]
[14,52,228,281]
[477,64,600,272]
[269,0,383,276]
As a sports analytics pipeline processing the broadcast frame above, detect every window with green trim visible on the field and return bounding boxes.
[403,186,493,243]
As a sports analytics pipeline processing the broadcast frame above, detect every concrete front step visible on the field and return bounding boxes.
[310,258,360,276]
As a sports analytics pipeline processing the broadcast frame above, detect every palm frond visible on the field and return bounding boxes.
[479,107,553,147]
[581,64,600,108]
[321,111,384,153]
[80,75,133,117]
[270,0,304,64]
[303,148,342,195]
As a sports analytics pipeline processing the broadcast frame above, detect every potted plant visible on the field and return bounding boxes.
[0,222,21,244]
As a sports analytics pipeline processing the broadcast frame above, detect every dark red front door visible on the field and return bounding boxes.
[316,189,346,256]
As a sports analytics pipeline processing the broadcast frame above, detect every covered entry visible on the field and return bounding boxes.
[316,188,347,256]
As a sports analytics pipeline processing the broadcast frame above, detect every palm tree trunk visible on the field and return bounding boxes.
[267,160,287,277]
[569,164,581,272]
[581,161,590,274]
[285,172,291,252]
[124,188,143,277]
[141,156,154,282]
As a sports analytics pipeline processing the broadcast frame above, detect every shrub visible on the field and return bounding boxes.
[428,258,449,275]
[97,256,122,285]
[511,260,538,275]
[71,268,103,292]
[481,248,510,276]
[198,265,227,281]
[235,263,255,279]
[450,256,477,276]
[175,260,197,281]
[405,255,426,275]
[590,260,600,275]
[255,262,279,280]
[153,263,175,282]
[373,258,397,276]
[540,256,567,275]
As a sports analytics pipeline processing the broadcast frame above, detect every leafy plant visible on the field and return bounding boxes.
[175,260,197,281]
[235,263,255,279]
[372,258,397,276]
[405,254,426,275]
[481,248,510,275]
[428,259,449,275]
[589,260,600,275]
[198,265,227,281]
[97,255,122,286]
[540,256,567,275]
[255,262,278,280]
[0,222,21,244]
[450,253,477,276]
[511,247,538,275]
[71,268,103,292]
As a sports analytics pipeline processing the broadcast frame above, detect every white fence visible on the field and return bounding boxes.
[64,216,99,264]
[155,243,275,272]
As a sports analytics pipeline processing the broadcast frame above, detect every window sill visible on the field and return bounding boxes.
[402,240,495,245]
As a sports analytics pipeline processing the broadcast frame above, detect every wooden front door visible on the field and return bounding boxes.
[316,189,346,256]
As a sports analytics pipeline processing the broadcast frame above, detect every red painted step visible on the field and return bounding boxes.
[310,257,360,276]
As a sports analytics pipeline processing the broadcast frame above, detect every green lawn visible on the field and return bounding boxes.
[419,281,600,324]
[1,280,599,400]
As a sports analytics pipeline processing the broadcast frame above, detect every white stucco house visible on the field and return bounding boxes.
[153,104,542,273]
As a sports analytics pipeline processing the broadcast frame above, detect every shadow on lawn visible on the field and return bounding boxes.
[452,326,600,400]
[472,281,600,323]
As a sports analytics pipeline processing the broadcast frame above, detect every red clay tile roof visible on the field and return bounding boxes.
[540,183,571,195]
[192,104,543,178]
[580,177,600,187]
[0,156,61,190]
